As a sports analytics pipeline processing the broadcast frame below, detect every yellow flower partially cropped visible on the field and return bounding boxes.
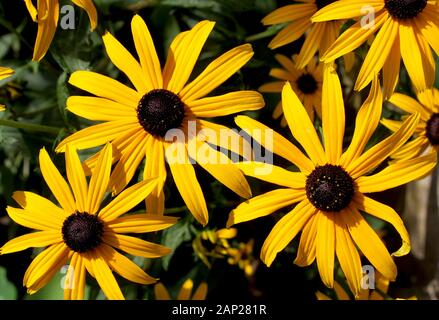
[24,0,98,61]
[230,65,437,297]
[259,55,323,126]
[382,88,439,163]
[0,66,14,111]
[56,15,264,225]
[0,144,178,300]
[262,0,344,68]
[226,239,258,277]
[313,0,439,98]
[316,273,417,300]
[155,279,207,300]
[193,228,237,268]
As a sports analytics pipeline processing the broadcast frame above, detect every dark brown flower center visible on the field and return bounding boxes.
[306,164,355,212]
[385,0,427,19]
[315,0,337,10]
[137,89,185,137]
[62,212,104,253]
[296,74,318,95]
[426,113,439,146]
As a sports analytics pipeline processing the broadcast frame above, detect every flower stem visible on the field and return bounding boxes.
[0,119,62,135]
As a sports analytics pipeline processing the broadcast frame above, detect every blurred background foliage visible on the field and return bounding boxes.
[0,0,438,300]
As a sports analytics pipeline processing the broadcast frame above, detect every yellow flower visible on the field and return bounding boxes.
[226,239,258,277]
[382,88,439,162]
[24,0,98,61]
[0,66,14,111]
[316,272,417,300]
[262,0,344,68]
[193,228,237,268]
[154,279,207,300]
[259,55,323,126]
[313,0,439,98]
[229,64,437,296]
[0,144,178,300]
[56,15,264,225]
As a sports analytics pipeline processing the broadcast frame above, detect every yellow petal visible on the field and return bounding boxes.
[99,178,159,221]
[166,147,209,226]
[6,206,62,232]
[382,34,400,99]
[235,161,306,189]
[312,0,385,21]
[346,113,420,178]
[32,0,59,61]
[144,137,166,215]
[12,191,67,218]
[388,92,430,121]
[355,16,399,91]
[216,228,237,239]
[66,145,88,212]
[341,205,397,281]
[55,120,140,152]
[357,152,437,193]
[180,44,255,102]
[0,230,61,254]
[334,213,362,297]
[296,22,325,69]
[106,214,178,234]
[70,0,98,30]
[163,21,215,93]
[102,31,149,93]
[417,6,439,56]
[321,12,388,62]
[340,76,382,166]
[86,143,112,214]
[39,147,76,213]
[0,66,14,80]
[274,54,300,78]
[261,200,316,267]
[63,253,86,300]
[192,282,208,300]
[259,81,284,93]
[353,193,411,257]
[262,3,316,25]
[177,279,194,300]
[103,233,171,258]
[268,18,312,49]
[282,82,326,165]
[235,116,315,172]
[294,213,318,267]
[109,131,148,195]
[227,188,306,227]
[24,0,38,21]
[87,253,124,300]
[316,211,335,288]
[68,71,141,107]
[24,243,69,293]
[391,136,429,160]
[154,283,171,300]
[131,15,163,90]
[98,244,157,285]
[186,91,264,118]
[322,64,344,163]
[333,282,350,300]
[67,96,136,121]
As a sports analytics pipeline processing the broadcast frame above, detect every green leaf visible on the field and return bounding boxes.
[161,217,192,271]
[0,266,17,300]
[56,72,69,125]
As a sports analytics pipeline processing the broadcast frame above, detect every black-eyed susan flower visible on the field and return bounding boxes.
[259,55,323,126]
[193,228,237,268]
[382,88,438,162]
[226,239,258,277]
[262,0,344,68]
[24,0,97,61]
[154,279,207,300]
[0,66,14,111]
[312,0,439,98]
[230,65,437,296]
[0,144,178,300]
[56,15,264,225]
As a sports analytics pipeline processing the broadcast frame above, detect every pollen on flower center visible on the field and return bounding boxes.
[137,89,186,137]
[426,113,439,146]
[62,212,104,253]
[315,0,337,10]
[296,74,318,94]
[305,164,355,212]
[384,0,427,20]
